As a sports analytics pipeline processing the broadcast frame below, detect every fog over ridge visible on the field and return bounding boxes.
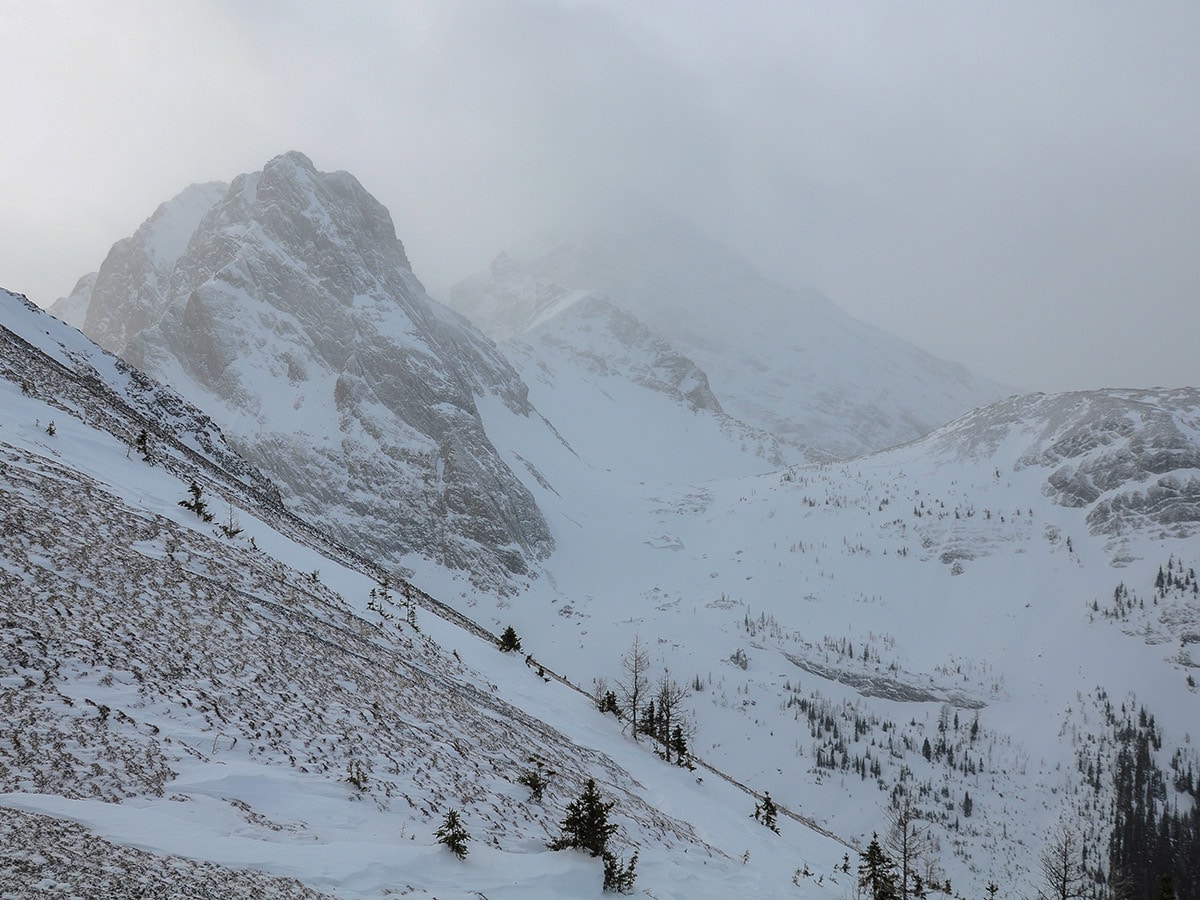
[3,0,1197,393]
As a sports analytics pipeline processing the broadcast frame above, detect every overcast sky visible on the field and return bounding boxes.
[3,1,1197,392]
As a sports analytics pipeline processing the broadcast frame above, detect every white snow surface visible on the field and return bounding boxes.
[417,371,1200,897]
[7,163,1199,899]
[1,289,857,897]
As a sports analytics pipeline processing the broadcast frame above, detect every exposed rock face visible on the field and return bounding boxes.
[450,220,1011,459]
[82,181,228,353]
[1021,389,1200,541]
[930,388,1200,547]
[68,153,552,584]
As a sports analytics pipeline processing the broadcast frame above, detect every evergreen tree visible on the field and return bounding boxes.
[135,428,152,462]
[435,809,470,859]
[345,759,368,792]
[753,792,780,834]
[550,779,617,857]
[1109,707,1199,900]
[639,700,656,740]
[498,625,522,652]
[858,833,899,900]
[179,480,214,522]
[517,757,553,802]
[600,690,620,717]
[602,850,638,893]
[670,724,692,768]
[654,673,688,762]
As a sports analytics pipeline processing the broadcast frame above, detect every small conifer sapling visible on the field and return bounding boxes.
[179,479,214,522]
[603,850,638,893]
[550,779,617,857]
[754,791,780,834]
[135,428,152,462]
[435,809,470,859]
[498,625,522,652]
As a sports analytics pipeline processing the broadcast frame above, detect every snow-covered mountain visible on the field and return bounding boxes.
[58,153,553,587]
[492,276,798,487]
[454,380,1200,896]
[924,388,1200,560]
[15,153,1199,897]
[1,287,859,898]
[449,219,1011,459]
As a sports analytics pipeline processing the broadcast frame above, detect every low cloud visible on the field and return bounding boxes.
[3,1,1196,391]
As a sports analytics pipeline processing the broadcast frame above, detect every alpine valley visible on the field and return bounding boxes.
[0,152,1194,898]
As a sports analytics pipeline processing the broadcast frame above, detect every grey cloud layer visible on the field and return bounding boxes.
[3,0,1196,392]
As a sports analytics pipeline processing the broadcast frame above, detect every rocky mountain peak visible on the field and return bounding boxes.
[67,154,553,586]
[80,181,228,358]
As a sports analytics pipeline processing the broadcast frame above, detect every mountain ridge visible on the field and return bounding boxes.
[57,152,554,587]
[449,219,1012,459]
[16,153,1199,897]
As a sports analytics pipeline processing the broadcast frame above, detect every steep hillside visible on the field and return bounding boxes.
[1,289,858,897]
[56,154,553,588]
[449,219,1011,459]
[1,289,274,502]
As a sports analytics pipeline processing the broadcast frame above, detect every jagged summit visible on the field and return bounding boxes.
[450,219,1012,459]
[79,180,228,354]
[64,153,553,585]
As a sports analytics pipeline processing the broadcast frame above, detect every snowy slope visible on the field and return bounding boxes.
[1,289,861,897]
[449,219,1011,459]
[16,153,1198,897]
[498,287,800,488]
[448,383,1200,896]
[61,153,553,589]
[1,288,274,500]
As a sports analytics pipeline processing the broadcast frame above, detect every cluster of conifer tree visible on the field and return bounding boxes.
[1107,708,1198,899]
[435,777,637,893]
[593,637,694,768]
